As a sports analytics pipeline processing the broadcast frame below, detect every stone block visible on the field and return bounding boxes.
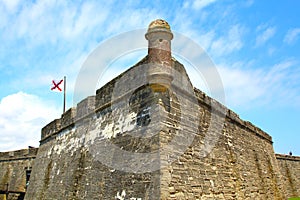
[76,96,95,119]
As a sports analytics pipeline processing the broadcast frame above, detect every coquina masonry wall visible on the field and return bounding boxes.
[276,154,300,198]
[0,148,37,200]
[25,58,288,199]
[160,87,287,199]
[25,57,163,200]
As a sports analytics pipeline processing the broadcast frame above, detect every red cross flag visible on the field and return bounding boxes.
[51,76,67,113]
[51,79,63,92]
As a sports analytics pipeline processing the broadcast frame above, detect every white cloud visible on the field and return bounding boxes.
[0,92,60,151]
[196,31,215,51]
[1,1,113,46]
[1,0,159,46]
[59,1,110,40]
[284,28,300,45]
[255,26,276,46]
[1,0,20,12]
[187,0,217,10]
[218,65,264,107]
[210,24,244,56]
[216,60,300,109]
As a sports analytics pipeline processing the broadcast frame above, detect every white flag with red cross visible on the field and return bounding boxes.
[51,76,67,113]
[51,79,64,92]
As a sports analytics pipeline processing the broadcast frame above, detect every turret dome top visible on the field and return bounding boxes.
[148,19,171,31]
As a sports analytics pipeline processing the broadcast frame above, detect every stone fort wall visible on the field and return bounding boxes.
[276,154,300,198]
[0,148,37,200]
[1,147,299,199]
[24,57,288,199]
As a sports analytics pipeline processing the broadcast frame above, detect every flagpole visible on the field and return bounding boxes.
[63,76,66,113]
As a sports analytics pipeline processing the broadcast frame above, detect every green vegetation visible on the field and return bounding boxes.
[288,197,300,200]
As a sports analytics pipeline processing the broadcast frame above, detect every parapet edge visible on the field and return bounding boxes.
[41,118,61,142]
[0,147,38,162]
[275,153,300,161]
[194,87,273,144]
[61,107,77,129]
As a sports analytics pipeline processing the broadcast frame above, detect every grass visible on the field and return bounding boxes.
[288,197,300,200]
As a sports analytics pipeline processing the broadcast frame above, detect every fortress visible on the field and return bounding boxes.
[1,20,300,200]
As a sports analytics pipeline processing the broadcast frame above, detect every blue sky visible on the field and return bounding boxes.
[0,0,299,155]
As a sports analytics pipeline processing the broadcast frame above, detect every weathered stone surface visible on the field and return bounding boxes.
[276,154,300,198]
[24,52,294,199]
[41,119,61,142]
[61,107,76,129]
[0,148,37,200]
[159,96,286,199]
[76,96,95,120]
